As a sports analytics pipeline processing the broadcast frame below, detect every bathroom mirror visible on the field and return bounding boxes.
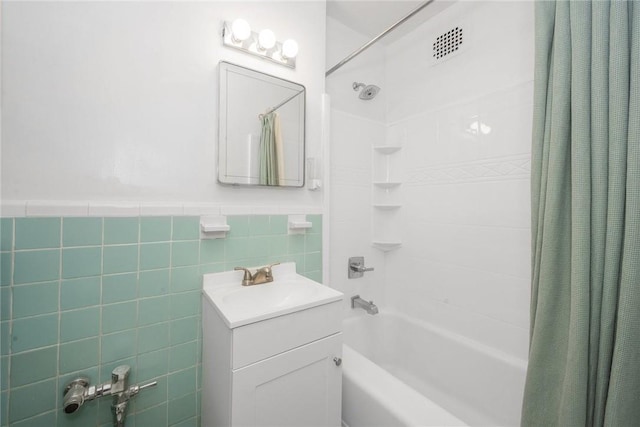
[218,61,305,187]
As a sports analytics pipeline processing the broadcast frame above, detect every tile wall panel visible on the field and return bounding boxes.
[380,1,533,361]
[0,214,322,426]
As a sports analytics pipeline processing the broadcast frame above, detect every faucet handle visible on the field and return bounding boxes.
[261,262,280,274]
[111,365,130,382]
[111,365,130,394]
[126,380,157,399]
[350,263,374,273]
[234,267,254,286]
[138,381,157,391]
[257,262,280,282]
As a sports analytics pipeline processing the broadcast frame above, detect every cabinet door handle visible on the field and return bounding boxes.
[333,357,342,366]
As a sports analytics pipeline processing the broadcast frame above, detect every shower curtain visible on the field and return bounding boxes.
[259,111,284,186]
[522,1,639,426]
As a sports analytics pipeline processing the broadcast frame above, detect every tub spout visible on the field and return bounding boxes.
[351,295,379,315]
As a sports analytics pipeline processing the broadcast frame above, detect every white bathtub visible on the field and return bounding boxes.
[341,311,527,427]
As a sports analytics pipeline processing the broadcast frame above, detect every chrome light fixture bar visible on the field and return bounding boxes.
[222,20,298,69]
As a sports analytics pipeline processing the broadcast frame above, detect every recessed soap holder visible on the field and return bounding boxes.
[200,215,231,239]
[288,214,312,234]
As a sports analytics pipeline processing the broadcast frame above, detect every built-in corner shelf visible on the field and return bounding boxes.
[374,146,402,155]
[372,143,403,252]
[372,241,403,252]
[372,204,402,210]
[373,181,402,189]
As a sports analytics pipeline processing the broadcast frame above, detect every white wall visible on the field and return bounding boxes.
[1,1,326,208]
[325,17,386,123]
[384,0,534,361]
[326,17,386,317]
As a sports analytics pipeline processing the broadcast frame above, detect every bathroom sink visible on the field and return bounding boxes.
[222,280,322,309]
[203,262,343,328]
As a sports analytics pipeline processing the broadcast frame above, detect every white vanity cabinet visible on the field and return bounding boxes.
[202,263,344,427]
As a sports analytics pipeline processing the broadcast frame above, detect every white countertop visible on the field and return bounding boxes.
[202,262,343,328]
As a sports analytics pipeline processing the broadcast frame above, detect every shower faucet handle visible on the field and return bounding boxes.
[348,256,374,279]
[350,264,374,273]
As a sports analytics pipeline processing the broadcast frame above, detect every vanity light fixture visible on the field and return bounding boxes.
[231,19,251,43]
[222,19,298,68]
[282,39,299,59]
[258,29,276,51]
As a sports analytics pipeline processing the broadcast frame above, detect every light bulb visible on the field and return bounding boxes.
[282,39,298,59]
[258,29,276,50]
[231,19,251,42]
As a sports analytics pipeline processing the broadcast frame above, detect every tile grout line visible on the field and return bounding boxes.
[135,217,142,391]
[166,217,175,424]
[98,217,105,388]
[5,218,15,423]
[3,214,321,424]
[55,217,64,424]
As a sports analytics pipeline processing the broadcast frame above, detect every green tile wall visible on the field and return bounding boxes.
[0,214,322,427]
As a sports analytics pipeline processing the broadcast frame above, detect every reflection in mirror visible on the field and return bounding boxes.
[218,62,305,187]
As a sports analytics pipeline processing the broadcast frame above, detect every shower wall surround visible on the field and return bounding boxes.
[326,17,387,316]
[328,1,533,360]
[0,214,323,426]
[383,1,534,361]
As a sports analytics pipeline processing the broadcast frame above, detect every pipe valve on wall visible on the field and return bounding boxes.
[63,365,157,426]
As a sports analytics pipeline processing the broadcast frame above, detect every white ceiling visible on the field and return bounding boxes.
[326,0,455,45]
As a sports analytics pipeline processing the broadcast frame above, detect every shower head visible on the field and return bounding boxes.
[352,82,381,100]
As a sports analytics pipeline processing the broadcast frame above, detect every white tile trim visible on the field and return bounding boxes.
[183,204,221,216]
[26,201,89,217]
[1,200,27,217]
[88,202,141,217]
[220,205,251,216]
[139,203,184,216]
[1,200,322,218]
[250,205,281,215]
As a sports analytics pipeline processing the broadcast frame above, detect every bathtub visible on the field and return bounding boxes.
[341,311,527,427]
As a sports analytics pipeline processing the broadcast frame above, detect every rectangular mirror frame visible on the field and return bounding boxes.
[218,61,306,188]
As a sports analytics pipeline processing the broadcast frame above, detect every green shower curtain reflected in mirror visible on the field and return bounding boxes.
[259,111,285,186]
[522,1,640,425]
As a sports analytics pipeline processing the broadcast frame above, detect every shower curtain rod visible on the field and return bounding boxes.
[325,0,435,77]
[258,90,302,119]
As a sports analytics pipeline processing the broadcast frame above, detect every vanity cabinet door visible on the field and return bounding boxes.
[231,333,342,427]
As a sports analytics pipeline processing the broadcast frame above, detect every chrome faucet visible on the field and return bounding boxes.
[351,295,379,315]
[63,365,156,427]
[234,263,280,286]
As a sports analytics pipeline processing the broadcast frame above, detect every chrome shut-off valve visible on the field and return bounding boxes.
[63,365,156,426]
[62,377,92,414]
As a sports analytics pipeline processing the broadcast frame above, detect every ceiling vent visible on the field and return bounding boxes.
[433,27,463,60]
